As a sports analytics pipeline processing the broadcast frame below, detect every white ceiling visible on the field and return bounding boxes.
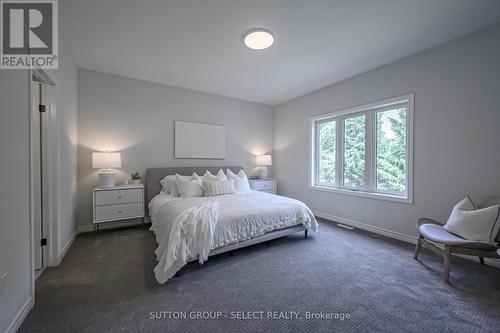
[61,0,500,105]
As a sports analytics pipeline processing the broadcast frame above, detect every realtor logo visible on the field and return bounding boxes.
[1,0,58,69]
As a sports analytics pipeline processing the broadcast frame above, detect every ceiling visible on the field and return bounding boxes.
[61,0,500,105]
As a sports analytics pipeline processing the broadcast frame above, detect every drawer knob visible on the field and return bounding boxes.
[118,195,122,199]
[118,210,123,214]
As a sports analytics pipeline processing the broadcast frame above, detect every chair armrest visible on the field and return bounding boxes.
[416,217,443,228]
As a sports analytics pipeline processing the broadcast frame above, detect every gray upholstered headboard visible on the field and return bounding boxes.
[145,166,244,213]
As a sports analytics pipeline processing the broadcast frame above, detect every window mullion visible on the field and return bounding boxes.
[314,121,320,186]
[336,117,343,188]
[365,111,375,192]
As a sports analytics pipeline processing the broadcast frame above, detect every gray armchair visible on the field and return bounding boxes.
[414,196,500,283]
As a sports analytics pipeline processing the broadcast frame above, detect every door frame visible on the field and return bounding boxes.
[28,68,59,298]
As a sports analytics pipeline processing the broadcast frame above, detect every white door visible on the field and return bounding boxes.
[32,82,50,271]
[32,81,43,270]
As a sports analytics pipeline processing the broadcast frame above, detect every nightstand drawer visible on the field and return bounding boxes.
[252,181,275,191]
[95,189,143,206]
[94,202,143,222]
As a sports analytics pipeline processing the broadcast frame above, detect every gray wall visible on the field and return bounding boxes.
[0,70,32,332]
[77,69,274,228]
[274,24,500,239]
[52,41,79,259]
[0,40,77,332]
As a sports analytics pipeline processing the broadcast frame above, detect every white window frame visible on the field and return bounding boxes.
[309,94,414,204]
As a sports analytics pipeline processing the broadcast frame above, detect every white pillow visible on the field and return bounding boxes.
[204,169,227,181]
[175,173,204,197]
[160,175,186,196]
[160,176,170,193]
[203,179,236,197]
[444,196,500,242]
[452,195,476,211]
[226,169,251,193]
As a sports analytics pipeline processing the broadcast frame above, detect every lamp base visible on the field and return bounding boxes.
[98,170,116,188]
[258,166,268,179]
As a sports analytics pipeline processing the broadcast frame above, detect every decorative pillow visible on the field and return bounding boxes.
[175,173,204,197]
[452,195,476,211]
[160,176,170,193]
[203,179,236,197]
[160,174,187,196]
[444,196,500,242]
[226,169,251,193]
[204,169,227,181]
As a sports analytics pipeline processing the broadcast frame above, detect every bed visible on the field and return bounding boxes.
[146,166,318,283]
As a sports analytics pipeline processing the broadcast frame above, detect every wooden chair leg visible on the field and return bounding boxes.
[443,246,451,283]
[479,256,485,265]
[414,234,422,259]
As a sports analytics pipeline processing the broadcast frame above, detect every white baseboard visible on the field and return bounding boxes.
[54,231,77,266]
[484,258,500,268]
[35,268,45,280]
[314,211,418,244]
[5,297,33,333]
[77,225,94,234]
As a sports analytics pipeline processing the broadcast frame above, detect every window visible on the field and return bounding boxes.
[317,120,336,185]
[310,94,413,203]
[376,107,407,194]
[343,114,366,189]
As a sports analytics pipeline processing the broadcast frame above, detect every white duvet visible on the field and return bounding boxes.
[149,191,318,283]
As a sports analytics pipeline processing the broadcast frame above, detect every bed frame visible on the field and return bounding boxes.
[145,166,308,262]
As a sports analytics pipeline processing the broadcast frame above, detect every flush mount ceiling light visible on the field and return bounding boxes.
[244,29,274,50]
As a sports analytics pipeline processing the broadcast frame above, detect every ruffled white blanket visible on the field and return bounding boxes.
[153,201,219,284]
[149,191,318,284]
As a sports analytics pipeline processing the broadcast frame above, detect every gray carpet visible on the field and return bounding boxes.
[20,219,500,333]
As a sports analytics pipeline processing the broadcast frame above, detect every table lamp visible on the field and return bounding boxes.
[92,151,122,187]
[256,154,272,179]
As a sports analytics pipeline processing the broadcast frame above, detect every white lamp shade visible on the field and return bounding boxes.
[92,152,122,169]
[256,154,272,166]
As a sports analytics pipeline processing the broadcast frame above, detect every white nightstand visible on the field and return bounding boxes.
[92,184,144,231]
[249,178,277,194]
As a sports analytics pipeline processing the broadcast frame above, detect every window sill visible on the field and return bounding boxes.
[309,184,413,204]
